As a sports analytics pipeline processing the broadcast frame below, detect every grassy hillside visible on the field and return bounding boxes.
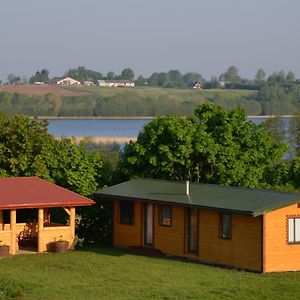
[0,247,299,299]
[72,86,254,99]
[0,85,259,117]
[0,84,90,97]
[64,86,260,116]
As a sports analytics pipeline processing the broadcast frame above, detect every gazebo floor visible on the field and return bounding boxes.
[16,249,37,255]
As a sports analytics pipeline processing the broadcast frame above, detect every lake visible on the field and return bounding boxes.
[47,119,150,137]
[46,118,287,138]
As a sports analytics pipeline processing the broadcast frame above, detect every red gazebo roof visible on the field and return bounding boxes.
[0,177,95,210]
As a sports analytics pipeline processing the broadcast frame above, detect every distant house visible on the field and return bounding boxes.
[83,78,95,86]
[193,81,202,90]
[51,77,81,86]
[0,177,94,255]
[96,179,300,273]
[218,80,226,88]
[98,80,135,88]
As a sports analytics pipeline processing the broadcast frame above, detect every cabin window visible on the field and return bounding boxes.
[120,201,134,224]
[288,217,300,244]
[220,213,232,240]
[160,206,172,226]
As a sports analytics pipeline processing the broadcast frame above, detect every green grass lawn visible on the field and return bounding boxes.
[0,247,299,300]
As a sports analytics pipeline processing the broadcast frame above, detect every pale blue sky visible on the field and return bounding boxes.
[0,0,299,81]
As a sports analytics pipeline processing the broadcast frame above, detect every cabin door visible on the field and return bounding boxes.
[144,203,154,246]
[186,208,198,254]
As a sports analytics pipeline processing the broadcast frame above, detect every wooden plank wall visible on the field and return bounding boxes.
[264,203,300,272]
[0,231,11,250]
[154,206,185,257]
[199,210,262,271]
[113,200,143,247]
[42,226,72,252]
[113,200,262,271]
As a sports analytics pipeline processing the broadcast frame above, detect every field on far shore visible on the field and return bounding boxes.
[0,247,299,300]
[0,84,255,100]
[0,84,255,99]
[0,84,261,117]
[71,85,255,101]
[0,84,90,97]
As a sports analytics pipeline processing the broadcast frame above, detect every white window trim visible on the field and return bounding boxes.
[288,217,300,244]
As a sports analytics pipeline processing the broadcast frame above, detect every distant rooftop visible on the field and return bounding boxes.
[98,80,133,83]
[95,179,300,217]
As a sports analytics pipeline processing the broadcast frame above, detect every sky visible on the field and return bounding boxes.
[0,0,299,81]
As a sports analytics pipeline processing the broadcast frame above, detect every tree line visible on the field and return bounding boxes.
[4,65,298,89]
[4,67,135,85]
[0,89,262,116]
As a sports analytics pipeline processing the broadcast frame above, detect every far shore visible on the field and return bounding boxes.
[56,136,137,144]
[38,115,295,120]
[38,116,154,120]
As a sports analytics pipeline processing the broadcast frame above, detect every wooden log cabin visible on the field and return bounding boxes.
[0,177,94,254]
[96,179,300,272]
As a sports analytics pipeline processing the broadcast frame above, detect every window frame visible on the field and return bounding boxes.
[159,206,172,227]
[119,200,135,225]
[219,213,232,240]
[287,216,300,244]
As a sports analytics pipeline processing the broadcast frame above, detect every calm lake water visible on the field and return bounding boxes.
[46,118,286,138]
[47,119,151,137]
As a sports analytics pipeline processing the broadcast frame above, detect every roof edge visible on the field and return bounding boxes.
[95,193,254,216]
[0,201,95,211]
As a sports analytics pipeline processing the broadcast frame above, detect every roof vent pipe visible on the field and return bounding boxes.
[186,181,190,195]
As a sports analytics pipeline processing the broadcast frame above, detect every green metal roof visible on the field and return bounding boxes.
[95,179,300,217]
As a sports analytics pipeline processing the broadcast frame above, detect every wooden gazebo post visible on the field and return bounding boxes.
[38,208,44,253]
[10,209,16,254]
[70,207,75,250]
[0,210,3,230]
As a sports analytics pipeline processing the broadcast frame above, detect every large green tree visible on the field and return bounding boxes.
[118,103,286,187]
[167,70,184,87]
[288,113,300,157]
[262,116,285,144]
[0,114,108,195]
[286,71,296,83]
[66,66,103,83]
[29,69,49,83]
[6,74,20,85]
[156,72,169,87]
[223,66,241,83]
[254,68,266,85]
[183,72,204,87]
[120,68,135,81]
[147,72,159,86]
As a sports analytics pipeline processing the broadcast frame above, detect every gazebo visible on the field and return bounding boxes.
[0,177,94,254]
